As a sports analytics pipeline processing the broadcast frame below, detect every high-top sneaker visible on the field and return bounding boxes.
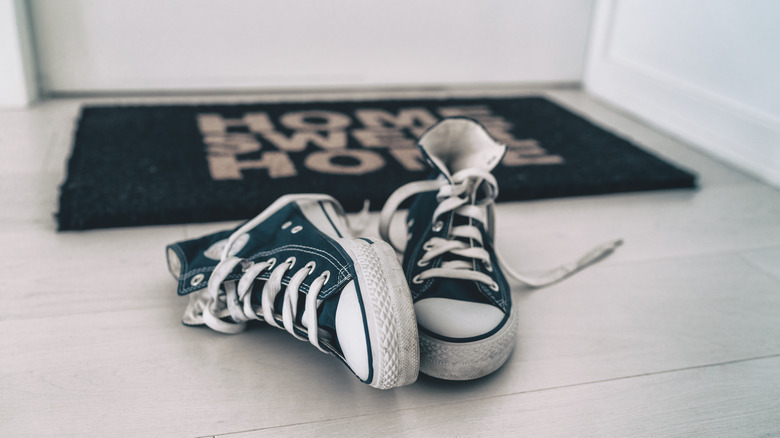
[166,194,419,389]
[379,117,621,380]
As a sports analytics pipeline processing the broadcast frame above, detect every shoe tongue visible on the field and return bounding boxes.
[264,282,338,334]
[418,118,506,181]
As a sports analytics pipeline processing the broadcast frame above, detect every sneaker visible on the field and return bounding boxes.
[166,194,419,389]
[379,117,621,380]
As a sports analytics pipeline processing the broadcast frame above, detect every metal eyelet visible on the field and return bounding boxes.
[431,221,444,232]
[281,221,292,230]
[265,257,277,269]
[412,274,424,284]
[304,261,316,274]
[417,259,430,267]
[190,273,205,286]
[291,225,303,234]
[422,240,435,251]
[485,261,493,272]
[284,257,296,269]
[320,270,331,285]
[241,260,254,272]
[489,281,500,291]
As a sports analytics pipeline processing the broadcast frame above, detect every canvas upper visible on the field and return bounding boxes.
[379,117,622,380]
[166,194,419,389]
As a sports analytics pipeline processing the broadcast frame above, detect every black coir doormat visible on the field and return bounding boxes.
[57,96,696,230]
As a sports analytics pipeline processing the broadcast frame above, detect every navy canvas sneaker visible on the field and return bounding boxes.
[166,194,419,389]
[379,118,621,380]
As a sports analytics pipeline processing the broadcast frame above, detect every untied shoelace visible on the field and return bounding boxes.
[379,169,623,289]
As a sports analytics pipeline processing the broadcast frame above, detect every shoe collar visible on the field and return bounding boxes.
[418,117,506,183]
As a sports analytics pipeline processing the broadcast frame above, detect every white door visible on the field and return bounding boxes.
[28,0,595,94]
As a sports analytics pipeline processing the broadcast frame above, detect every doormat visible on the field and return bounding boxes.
[57,96,696,230]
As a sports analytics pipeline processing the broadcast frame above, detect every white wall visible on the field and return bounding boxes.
[29,0,594,94]
[0,0,37,108]
[585,0,780,187]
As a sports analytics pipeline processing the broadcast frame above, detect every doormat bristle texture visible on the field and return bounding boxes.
[57,96,696,230]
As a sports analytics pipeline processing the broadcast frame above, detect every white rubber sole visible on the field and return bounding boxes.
[339,238,420,389]
[418,306,517,381]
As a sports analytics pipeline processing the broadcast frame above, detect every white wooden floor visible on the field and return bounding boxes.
[2,88,780,437]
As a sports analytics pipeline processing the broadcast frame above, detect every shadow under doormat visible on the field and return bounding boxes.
[57,96,696,231]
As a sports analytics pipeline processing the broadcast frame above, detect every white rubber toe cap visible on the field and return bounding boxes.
[334,280,370,380]
[414,297,506,339]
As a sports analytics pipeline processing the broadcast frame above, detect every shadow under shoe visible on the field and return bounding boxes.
[166,194,419,389]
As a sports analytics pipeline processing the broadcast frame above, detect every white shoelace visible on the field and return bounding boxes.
[202,194,341,351]
[204,255,330,351]
[379,169,623,289]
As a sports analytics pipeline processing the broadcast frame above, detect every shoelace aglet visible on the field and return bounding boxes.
[500,238,623,288]
[575,238,624,268]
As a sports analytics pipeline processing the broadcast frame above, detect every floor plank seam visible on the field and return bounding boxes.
[585,244,780,271]
[738,250,780,282]
[0,302,185,324]
[208,353,780,437]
